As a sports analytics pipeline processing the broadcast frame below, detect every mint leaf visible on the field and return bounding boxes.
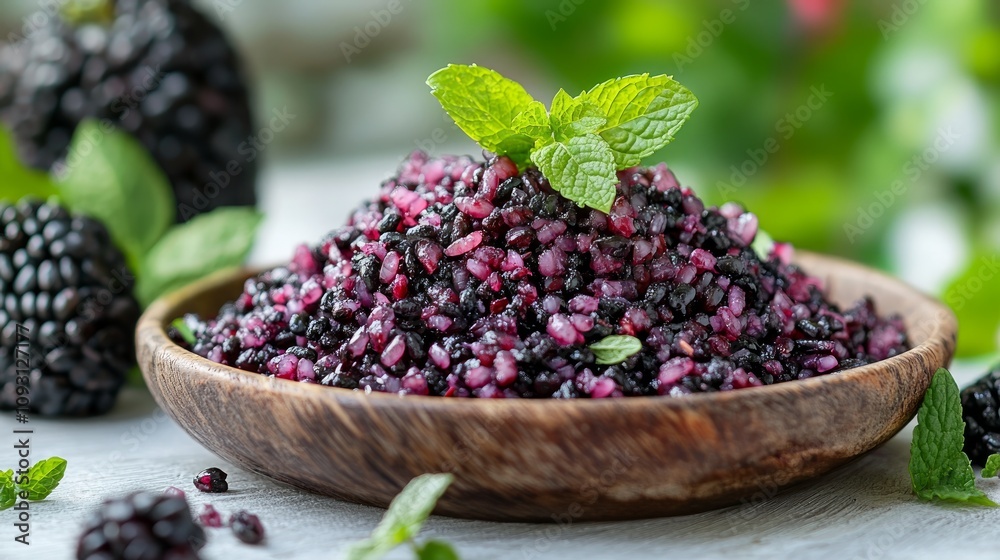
[583,74,698,167]
[0,126,58,203]
[171,318,196,345]
[511,101,552,142]
[417,540,460,560]
[549,89,606,141]
[590,335,643,365]
[530,134,618,213]
[427,64,539,165]
[137,207,262,305]
[347,474,454,560]
[909,369,996,506]
[492,134,537,170]
[752,229,775,261]
[984,455,1000,478]
[56,120,174,274]
[21,457,67,501]
[0,469,15,510]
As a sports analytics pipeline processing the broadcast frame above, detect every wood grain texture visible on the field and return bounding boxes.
[135,251,957,522]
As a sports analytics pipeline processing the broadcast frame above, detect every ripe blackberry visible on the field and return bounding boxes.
[192,467,228,493]
[174,151,909,398]
[961,366,1000,466]
[76,492,206,560]
[0,199,140,415]
[0,0,257,222]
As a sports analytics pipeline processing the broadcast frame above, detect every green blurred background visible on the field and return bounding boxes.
[2,0,998,356]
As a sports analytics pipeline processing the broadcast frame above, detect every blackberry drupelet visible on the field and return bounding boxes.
[0,199,140,415]
[76,492,206,560]
[192,467,228,493]
[961,366,1000,466]
[229,511,265,545]
[173,151,909,398]
[0,0,257,222]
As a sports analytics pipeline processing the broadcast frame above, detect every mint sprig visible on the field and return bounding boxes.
[0,470,15,510]
[427,64,697,213]
[909,369,996,506]
[983,454,1000,478]
[589,335,643,365]
[0,457,68,510]
[345,473,456,560]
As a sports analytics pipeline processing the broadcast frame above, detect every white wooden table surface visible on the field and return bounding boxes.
[3,156,996,560]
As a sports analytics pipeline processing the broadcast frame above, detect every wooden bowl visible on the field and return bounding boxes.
[136,252,956,522]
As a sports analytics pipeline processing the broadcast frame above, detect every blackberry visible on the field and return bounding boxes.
[192,467,228,493]
[229,511,264,545]
[0,200,139,416]
[76,492,206,560]
[0,0,256,222]
[197,504,224,528]
[175,151,909,398]
[961,366,1000,466]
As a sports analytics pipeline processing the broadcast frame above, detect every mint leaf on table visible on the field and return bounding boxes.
[531,134,618,213]
[136,207,263,305]
[582,74,698,168]
[427,64,540,168]
[909,369,996,506]
[983,455,1000,478]
[0,469,15,510]
[416,540,460,560]
[0,125,59,203]
[345,473,455,560]
[21,457,67,501]
[56,119,175,275]
[589,335,643,365]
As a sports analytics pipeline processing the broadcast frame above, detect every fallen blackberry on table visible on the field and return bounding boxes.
[229,510,265,545]
[0,199,140,415]
[0,0,257,222]
[961,366,1000,466]
[76,492,206,560]
[193,467,228,493]
[198,504,224,528]
[173,151,909,398]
